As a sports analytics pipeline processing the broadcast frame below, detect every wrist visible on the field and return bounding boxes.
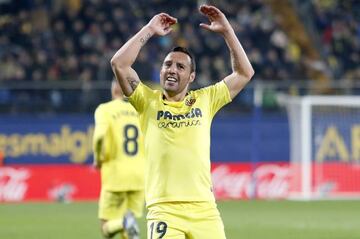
[143,24,156,36]
[139,25,154,45]
[221,27,235,37]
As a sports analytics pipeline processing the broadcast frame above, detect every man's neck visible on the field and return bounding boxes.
[112,95,123,101]
[163,90,188,102]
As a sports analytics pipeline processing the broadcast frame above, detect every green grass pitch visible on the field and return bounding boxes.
[0,200,359,239]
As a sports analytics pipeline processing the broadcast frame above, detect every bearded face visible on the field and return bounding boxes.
[160,52,195,96]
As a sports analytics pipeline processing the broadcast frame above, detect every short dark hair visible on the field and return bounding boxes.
[170,46,196,73]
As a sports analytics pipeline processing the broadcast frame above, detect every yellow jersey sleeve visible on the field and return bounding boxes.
[93,104,109,164]
[128,82,154,114]
[200,80,232,118]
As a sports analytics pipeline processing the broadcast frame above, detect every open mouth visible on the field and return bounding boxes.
[166,76,177,82]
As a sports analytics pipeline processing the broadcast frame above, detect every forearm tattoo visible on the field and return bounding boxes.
[127,76,139,90]
[230,51,241,72]
[140,32,151,46]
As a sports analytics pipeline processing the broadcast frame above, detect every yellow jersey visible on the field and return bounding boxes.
[129,81,231,206]
[93,99,144,191]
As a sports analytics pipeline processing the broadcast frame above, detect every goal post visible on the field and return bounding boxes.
[284,95,360,200]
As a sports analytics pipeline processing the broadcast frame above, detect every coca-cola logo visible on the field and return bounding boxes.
[0,167,30,202]
[211,164,290,199]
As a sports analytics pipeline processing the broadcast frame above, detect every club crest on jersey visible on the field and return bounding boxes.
[185,97,196,106]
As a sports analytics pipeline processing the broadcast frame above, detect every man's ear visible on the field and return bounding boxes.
[189,72,195,83]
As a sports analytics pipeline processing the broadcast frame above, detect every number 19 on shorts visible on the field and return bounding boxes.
[149,221,167,239]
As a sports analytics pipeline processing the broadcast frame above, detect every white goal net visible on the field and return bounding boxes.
[285,96,360,200]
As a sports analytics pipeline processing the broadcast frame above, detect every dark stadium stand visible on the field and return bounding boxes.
[0,0,359,113]
[312,0,360,80]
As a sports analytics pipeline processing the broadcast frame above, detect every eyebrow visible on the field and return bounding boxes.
[163,60,187,66]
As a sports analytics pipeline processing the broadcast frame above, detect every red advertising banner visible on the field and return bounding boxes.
[211,162,360,199]
[211,163,291,199]
[1,162,359,202]
[0,165,100,202]
[312,162,360,198]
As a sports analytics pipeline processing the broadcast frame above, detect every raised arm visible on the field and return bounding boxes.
[110,13,177,96]
[199,5,254,99]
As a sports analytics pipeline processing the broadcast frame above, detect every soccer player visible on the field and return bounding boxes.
[110,4,254,239]
[93,79,145,239]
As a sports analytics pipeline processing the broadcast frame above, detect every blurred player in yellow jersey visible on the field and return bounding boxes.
[93,79,145,239]
[111,4,254,239]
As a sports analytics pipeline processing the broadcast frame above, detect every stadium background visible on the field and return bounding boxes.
[0,0,359,238]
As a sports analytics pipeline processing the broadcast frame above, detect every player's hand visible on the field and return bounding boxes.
[147,13,177,36]
[199,5,232,34]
